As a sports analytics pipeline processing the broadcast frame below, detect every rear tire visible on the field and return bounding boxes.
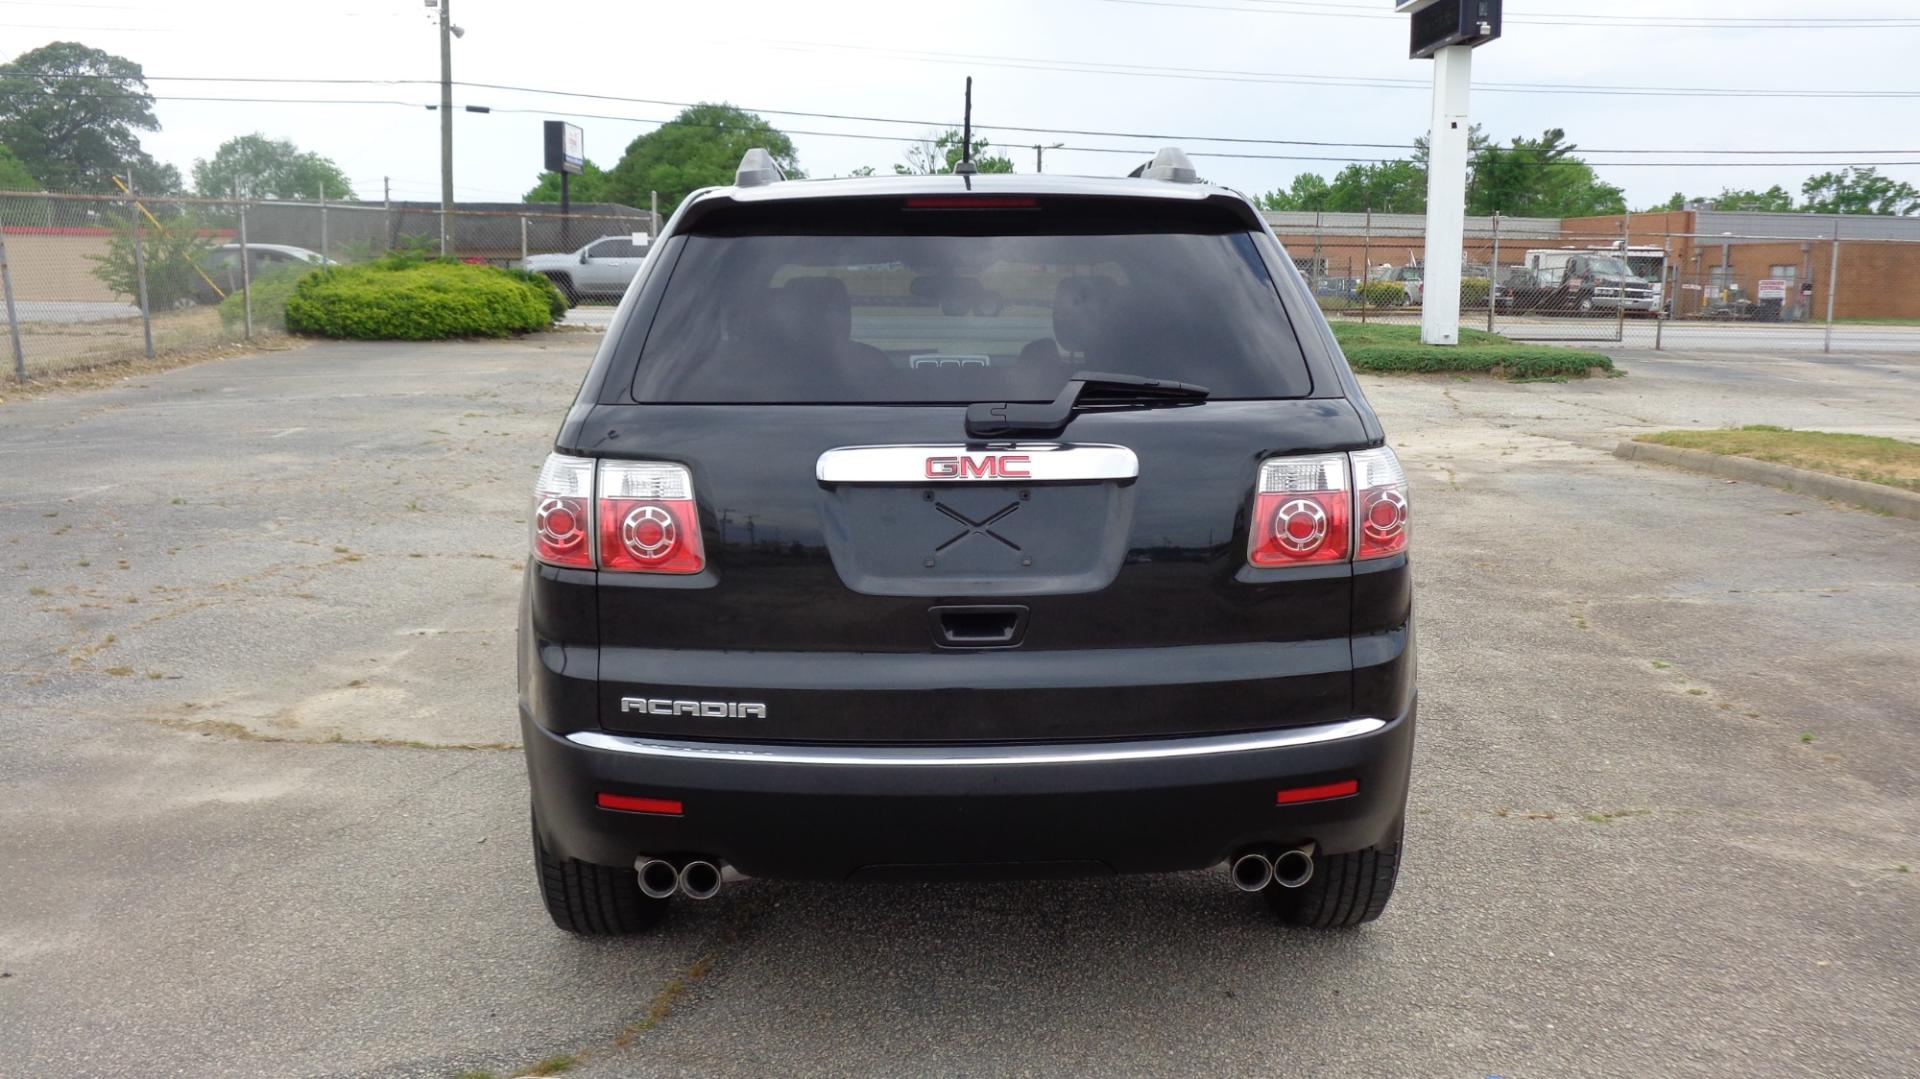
[1264,827,1402,928]
[532,814,667,935]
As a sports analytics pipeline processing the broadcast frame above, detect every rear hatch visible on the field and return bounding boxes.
[579,193,1370,744]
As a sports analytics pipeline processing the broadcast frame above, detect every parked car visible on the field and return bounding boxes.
[1495,266,1558,314]
[1556,254,1659,316]
[1377,264,1425,304]
[193,243,329,303]
[520,234,650,305]
[520,147,1416,935]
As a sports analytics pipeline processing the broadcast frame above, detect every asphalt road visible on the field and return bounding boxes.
[1330,312,1920,353]
[2,341,1915,1077]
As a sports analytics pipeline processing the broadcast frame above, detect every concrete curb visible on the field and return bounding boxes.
[1613,440,1920,521]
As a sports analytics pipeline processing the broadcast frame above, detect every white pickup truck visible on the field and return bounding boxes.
[520,234,650,305]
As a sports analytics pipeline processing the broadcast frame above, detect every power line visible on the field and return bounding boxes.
[1229,0,1920,25]
[37,87,1920,169]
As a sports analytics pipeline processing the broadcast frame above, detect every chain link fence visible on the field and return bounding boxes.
[1270,211,1920,354]
[2,190,655,380]
[10,192,1920,381]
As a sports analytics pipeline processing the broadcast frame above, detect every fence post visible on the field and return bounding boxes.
[1824,217,1841,354]
[650,191,659,237]
[439,207,448,257]
[1487,212,1500,334]
[520,215,529,262]
[237,196,254,340]
[319,180,330,263]
[1360,207,1373,325]
[0,227,25,380]
[1655,236,1669,351]
[1615,216,1628,345]
[128,171,155,360]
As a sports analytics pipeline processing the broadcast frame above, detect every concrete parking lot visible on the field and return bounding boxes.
[2,339,1916,1077]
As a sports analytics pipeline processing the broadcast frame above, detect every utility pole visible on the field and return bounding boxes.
[438,0,454,256]
[1033,142,1062,174]
[383,175,390,210]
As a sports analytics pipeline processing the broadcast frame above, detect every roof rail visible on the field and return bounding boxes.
[1138,147,1199,184]
[735,147,785,188]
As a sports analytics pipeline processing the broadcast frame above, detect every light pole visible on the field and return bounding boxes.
[1397,1,1501,346]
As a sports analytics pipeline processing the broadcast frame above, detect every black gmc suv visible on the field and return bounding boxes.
[519,148,1415,934]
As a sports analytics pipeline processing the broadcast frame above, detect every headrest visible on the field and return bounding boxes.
[776,276,854,343]
[1052,276,1118,353]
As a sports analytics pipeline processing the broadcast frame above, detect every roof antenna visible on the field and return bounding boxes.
[954,76,978,182]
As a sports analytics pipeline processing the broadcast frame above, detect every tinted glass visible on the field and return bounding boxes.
[592,238,640,259]
[631,231,1309,403]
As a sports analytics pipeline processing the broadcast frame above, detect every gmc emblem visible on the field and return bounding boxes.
[925,454,1032,480]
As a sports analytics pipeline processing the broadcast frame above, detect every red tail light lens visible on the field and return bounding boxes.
[1352,447,1409,560]
[597,461,705,575]
[1249,454,1350,565]
[531,454,595,569]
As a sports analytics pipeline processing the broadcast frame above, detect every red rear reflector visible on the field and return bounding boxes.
[903,196,1038,209]
[1275,779,1359,805]
[596,793,684,816]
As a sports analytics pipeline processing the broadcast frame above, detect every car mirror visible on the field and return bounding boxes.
[580,251,590,264]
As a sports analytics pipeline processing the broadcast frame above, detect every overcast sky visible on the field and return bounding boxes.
[18,0,1920,208]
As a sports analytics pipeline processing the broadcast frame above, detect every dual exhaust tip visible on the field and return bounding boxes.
[1230,843,1316,892]
[637,857,722,900]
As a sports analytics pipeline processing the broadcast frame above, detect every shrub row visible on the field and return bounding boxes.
[283,258,560,340]
[1342,344,1614,379]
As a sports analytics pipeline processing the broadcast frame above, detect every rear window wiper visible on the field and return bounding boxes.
[965,371,1210,439]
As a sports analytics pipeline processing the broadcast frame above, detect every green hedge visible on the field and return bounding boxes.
[283,259,558,340]
[1357,280,1408,307]
[218,263,318,334]
[1342,344,1613,378]
[1329,321,1613,379]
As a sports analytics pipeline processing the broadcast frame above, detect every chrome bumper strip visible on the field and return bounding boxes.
[565,718,1388,767]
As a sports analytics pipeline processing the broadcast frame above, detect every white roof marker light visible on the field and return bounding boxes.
[735,147,785,188]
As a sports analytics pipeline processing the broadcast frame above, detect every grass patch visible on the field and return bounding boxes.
[1329,321,1614,379]
[1636,425,1920,493]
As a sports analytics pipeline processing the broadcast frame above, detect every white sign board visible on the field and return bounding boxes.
[1758,279,1789,301]
[563,124,584,171]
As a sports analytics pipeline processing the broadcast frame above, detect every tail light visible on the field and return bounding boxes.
[598,461,706,574]
[1352,447,1409,559]
[1247,447,1408,567]
[530,454,706,575]
[1249,454,1349,565]
[531,454,595,569]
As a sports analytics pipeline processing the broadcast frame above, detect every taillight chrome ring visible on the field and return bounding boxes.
[535,497,586,549]
[1272,498,1329,553]
[620,504,676,560]
[1362,489,1408,542]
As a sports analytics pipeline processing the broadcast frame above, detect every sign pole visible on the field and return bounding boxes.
[1419,44,1472,346]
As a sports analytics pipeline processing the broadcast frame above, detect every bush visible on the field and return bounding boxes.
[1357,280,1407,307]
[86,209,219,309]
[283,260,558,340]
[1460,277,1491,308]
[218,263,318,334]
[499,266,569,321]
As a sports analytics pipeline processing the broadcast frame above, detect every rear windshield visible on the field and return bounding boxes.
[630,224,1311,403]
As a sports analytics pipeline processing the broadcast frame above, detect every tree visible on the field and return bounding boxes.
[1465,129,1624,217]
[1650,186,1794,213]
[192,134,354,201]
[0,42,160,191]
[0,142,38,189]
[86,207,217,307]
[602,103,801,214]
[1256,173,1333,212]
[1801,167,1920,216]
[894,130,1015,175]
[524,159,611,203]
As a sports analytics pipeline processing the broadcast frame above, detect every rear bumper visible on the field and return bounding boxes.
[523,701,1416,881]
